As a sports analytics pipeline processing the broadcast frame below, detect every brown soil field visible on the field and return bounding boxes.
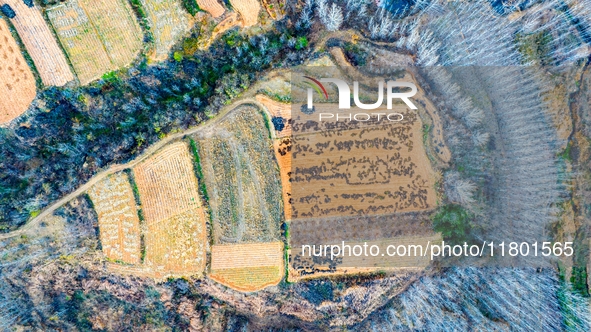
[209,242,284,291]
[330,46,451,164]
[229,0,260,27]
[256,94,291,137]
[289,234,441,282]
[1,0,74,86]
[0,19,36,124]
[133,142,206,277]
[47,0,143,85]
[87,173,142,265]
[290,105,437,220]
[196,0,225,18]
[140,0,193,61]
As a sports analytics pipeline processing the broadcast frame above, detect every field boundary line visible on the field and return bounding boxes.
[0,97,271,240]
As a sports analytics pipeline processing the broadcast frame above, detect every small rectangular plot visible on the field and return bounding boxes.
[88,172,142,264]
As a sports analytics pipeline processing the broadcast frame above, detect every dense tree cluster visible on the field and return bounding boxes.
[0,22,309,231]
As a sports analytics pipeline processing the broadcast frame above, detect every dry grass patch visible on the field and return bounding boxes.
[1,0,73,86]
[133,141,206,277]
[210,242,284,291]
[87,173,142,265]
[140,0,193,61]
[47,0,143,85]
[196,0,225,18]
[0,19,35,124]
[229,0,260,27]
[194,105,283,244]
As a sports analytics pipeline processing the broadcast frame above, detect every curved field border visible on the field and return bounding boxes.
[0,97,274,240]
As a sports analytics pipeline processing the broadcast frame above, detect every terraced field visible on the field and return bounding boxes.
[46,0,142,85]
[87,173,142,264]
[0,0,73,86]
[0,19,36,124]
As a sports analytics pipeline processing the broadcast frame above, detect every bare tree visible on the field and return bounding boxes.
[319,2,344,31]
[445,171,477,206]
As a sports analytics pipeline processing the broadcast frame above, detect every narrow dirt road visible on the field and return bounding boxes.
[0,98,272,240]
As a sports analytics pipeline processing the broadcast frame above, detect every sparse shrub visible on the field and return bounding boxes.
[432,204,473,243]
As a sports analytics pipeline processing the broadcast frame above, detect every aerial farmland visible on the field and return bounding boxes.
[230,0,260,27]
[0,0,73,86]
[196,0,225,18]
[132,141,207,278]
[46,0,143,85]
[0,0,590,329]
[138,0,193,60]
[209,242,284,291]
[87,172,142,265]
[0,18,36,124]
[194,105,283,245]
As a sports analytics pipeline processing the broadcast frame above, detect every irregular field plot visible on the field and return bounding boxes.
[133,142,206,277]
[0,19,36,124]
[229,0,260,27]
[87,173,142,264]
[196,0,225,18]
[210,242,284,291]
[47,0,142,84]
[140,0,192,60]
[47,1,112,85]
[256,94,292,137]
[291,106,437,220]
[1,0,73,86]
[77,0,143,67]
[195,105,283,244]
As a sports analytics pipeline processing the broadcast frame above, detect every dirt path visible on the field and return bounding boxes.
[0,97,272,240]
[1,30,392,240]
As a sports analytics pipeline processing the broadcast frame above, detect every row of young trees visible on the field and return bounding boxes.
[330,0,591,328]
[358,267,590,330]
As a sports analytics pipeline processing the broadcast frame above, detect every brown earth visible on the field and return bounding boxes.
[1,0,74,86]
[196,0,225,18]
[0,19,36,124]
[229,0,260,27]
